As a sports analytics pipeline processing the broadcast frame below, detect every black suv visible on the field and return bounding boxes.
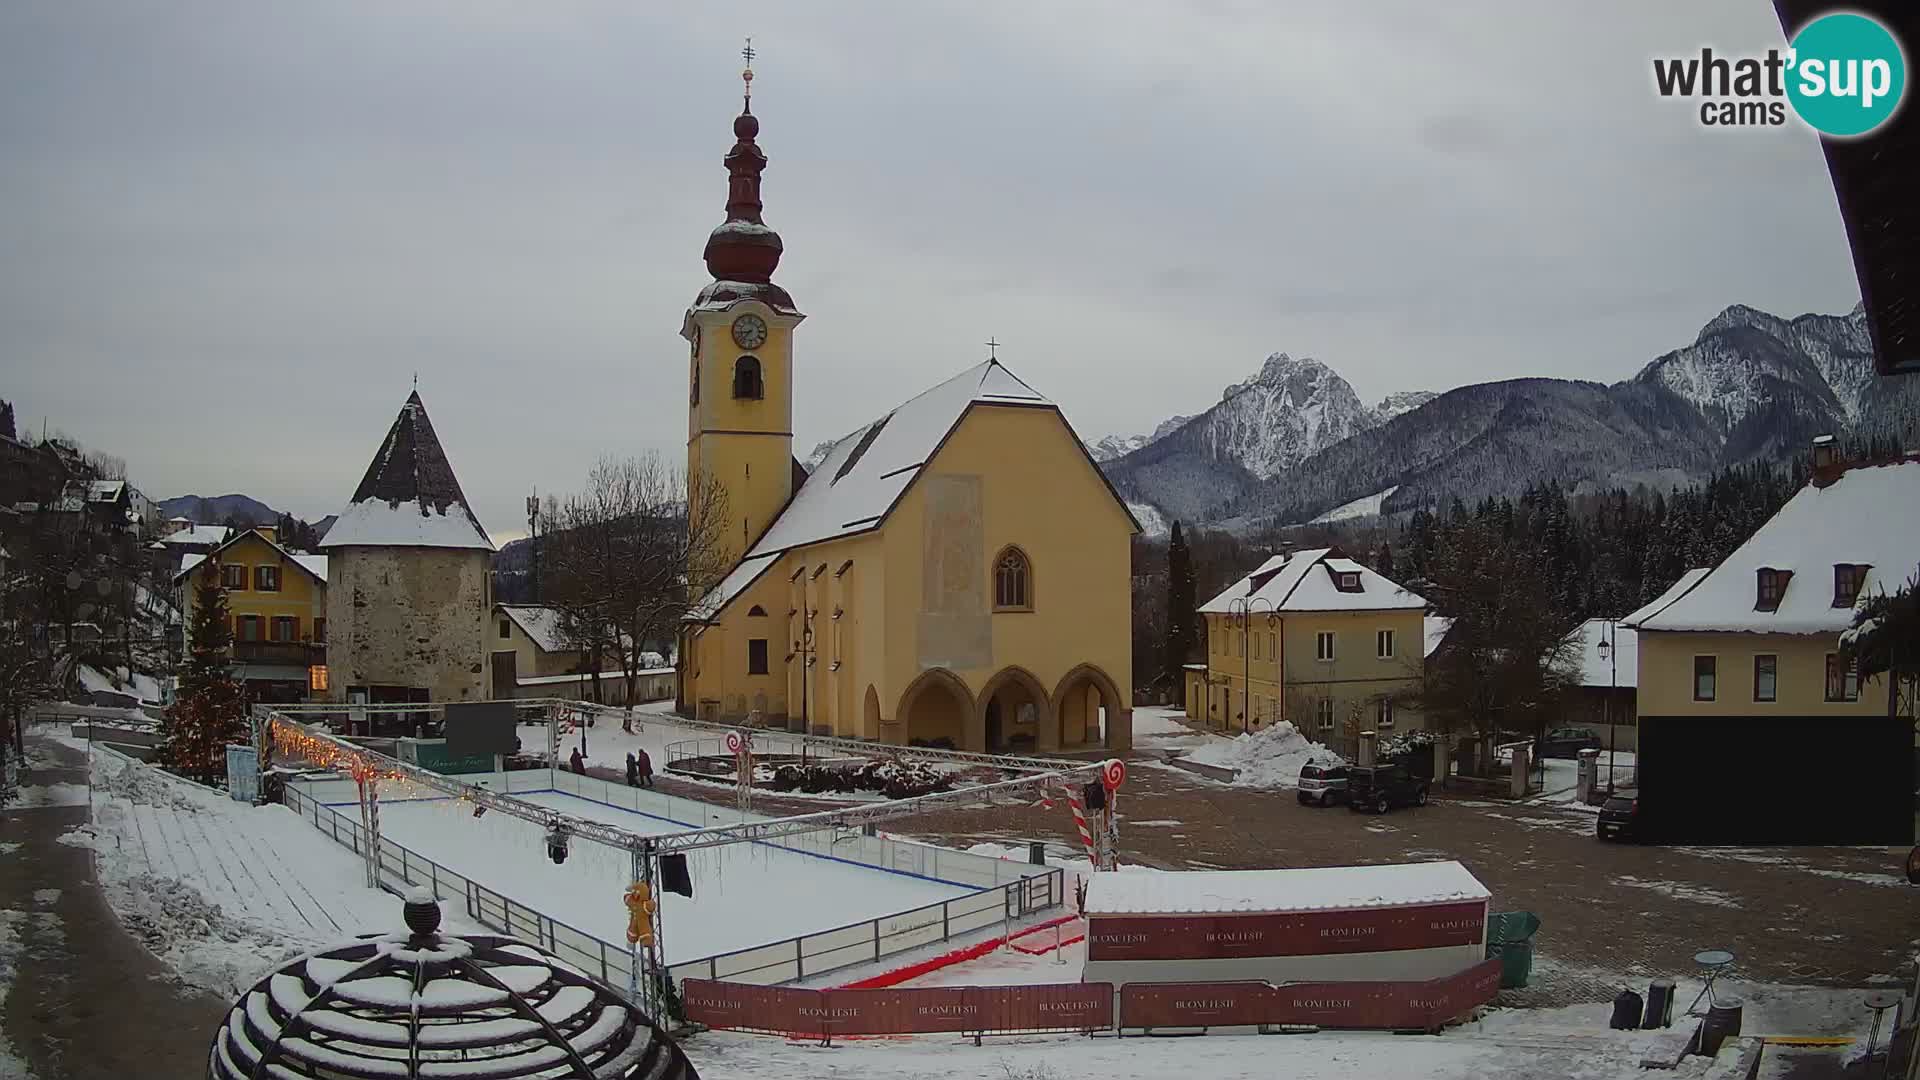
[1346,764,1429,814]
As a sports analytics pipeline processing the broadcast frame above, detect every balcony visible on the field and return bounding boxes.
[232,640,325,666]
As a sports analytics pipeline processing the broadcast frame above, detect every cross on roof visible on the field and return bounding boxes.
[741,37,755,105]
[985,337,1001,360]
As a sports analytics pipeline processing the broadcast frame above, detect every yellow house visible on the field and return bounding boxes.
[1187,548,1427,759]
[1625,455,1917,724]
[175,525,328,703]
[675,87,1137,754]
[1621,451,1918,843]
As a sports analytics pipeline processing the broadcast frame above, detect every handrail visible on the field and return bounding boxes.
[279,777,1063,989]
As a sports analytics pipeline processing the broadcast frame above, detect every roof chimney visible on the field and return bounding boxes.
[1811,434,1842,487]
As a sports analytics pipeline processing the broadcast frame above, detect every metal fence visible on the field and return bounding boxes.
[280,770,1065,991]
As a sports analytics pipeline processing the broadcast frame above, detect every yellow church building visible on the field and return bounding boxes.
[675,75,1136,754]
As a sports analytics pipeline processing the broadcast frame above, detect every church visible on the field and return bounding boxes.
[676,63,1136,754]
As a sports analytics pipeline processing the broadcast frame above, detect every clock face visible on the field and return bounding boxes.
[731,314,769,350]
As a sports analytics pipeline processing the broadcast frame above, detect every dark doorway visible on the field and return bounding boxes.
[491,651,517,699]
[986,700,1003,750]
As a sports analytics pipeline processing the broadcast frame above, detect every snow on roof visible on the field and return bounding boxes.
[747,359,1048,557]
[175,535,327,584]
[160,524,230,546]
[1085,861,1489,916]
[1621,568,1711,628]
[688,553,779,622]
[515,667,673,687]
[690,359,1104,620]
[320,391,493,551]
[1423,615,1454,657]
[1630,459,1920,634]
[1200,549,1425,614]
[499,605,570,653]
[87,479,125,501]
[1569,618,1637,688]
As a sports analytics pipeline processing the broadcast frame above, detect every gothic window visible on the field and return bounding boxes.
[994,547,1032,611]
[732,355,763,400]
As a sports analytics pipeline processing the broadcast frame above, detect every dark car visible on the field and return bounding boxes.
[1539,727,1605,759]
[1346,764,1429,814]
[1297,762,1350,806]
[1597,793,1641,841]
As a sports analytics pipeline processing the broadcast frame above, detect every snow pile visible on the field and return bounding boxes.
[1184,722,1343,787]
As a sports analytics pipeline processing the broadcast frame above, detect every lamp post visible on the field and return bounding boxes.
[792,609,815,735]
[1597,619,1618,795]
[1228,596,1277,736]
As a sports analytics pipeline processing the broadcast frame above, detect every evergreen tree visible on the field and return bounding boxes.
[161,561,249,784]
[1163,521,1197,703]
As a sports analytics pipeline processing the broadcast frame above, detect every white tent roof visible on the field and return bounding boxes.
[1085,861,1489,916]
[1627,458,1920,634]
[1200,548,1426,614]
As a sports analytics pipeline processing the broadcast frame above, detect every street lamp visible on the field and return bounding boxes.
[1596,619,1618,795]
[1228,596,1277,736]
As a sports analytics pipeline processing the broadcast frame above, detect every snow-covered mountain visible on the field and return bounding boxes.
[1104,303,1920,531]
[1087,415,1192,463]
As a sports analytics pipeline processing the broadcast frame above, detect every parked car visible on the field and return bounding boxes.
[1346,764,1429,814]
[1596,793,1641,841]
[1539,727,1604,759]
[1297,762,1350,806]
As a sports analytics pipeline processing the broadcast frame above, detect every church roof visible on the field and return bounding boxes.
[320,391,494,552]
[690,358,1136,620]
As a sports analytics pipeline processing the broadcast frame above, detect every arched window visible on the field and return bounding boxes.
[993,547,1032,611]
[747,605,767,617]
[733,356,763,400]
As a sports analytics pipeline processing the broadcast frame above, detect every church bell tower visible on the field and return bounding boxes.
[683,40,804,569]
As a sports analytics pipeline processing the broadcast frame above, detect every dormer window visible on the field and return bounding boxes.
[1754,568,1790,612]
[1335,571,1362,593]
[1832,563,1869,608]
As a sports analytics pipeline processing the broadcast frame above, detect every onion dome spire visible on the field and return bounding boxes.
[703,38,784,284]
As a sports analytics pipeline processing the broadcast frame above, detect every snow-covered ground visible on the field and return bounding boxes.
[1130,706,1222,753]
[361,789,978,966]
[52,742,475,997]
[1181,721,1343,788]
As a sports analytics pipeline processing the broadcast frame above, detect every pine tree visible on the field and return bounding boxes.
[1163,521,1197,704]
[161,561,249,785]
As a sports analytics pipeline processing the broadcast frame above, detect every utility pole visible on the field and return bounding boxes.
[525,492,541,604]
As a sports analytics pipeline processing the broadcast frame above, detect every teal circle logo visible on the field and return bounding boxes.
[1786,13,1906,137]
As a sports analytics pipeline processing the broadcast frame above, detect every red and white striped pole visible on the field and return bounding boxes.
[1064,785,1098,863]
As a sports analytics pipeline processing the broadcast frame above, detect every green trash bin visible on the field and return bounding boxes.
[1485,911,1541,989]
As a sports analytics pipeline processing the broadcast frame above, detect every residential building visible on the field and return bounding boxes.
[1187,548,1428,760]
[1623,448,1918,842]
[321,392,495,716]
[677,86,1136,753]
[1563,617,1640,752]
[175,525,329,703]
[490,603,672,706]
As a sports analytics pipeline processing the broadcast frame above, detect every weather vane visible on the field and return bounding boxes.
[741,37,755,109]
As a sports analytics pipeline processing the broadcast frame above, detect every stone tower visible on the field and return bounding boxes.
[681,62,805,571]
[320,391,495,709]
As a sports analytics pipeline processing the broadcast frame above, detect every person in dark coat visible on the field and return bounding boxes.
[570,747,586,775]
[637,748,654,789]
[625,752,639,787]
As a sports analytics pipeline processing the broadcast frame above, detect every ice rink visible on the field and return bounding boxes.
[349,789,978,965]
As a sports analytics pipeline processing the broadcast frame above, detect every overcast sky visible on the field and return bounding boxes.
[0,2,1864,542]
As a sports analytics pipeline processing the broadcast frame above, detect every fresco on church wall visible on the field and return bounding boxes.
[917,473,991,672]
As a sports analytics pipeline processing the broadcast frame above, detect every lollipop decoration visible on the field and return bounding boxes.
[1101,758,1127,791]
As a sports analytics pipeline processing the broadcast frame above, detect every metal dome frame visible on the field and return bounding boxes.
[208,893,698,1080]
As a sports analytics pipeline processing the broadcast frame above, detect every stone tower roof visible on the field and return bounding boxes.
[319,391,494,551]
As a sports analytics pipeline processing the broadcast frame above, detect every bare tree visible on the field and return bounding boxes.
[543,454,731,730]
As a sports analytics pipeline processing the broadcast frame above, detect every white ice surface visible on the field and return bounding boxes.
[361,789,975,965]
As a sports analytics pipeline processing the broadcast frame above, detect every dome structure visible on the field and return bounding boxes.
[208,888,697,1079]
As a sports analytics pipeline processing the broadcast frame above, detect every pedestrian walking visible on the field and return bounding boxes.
[570,747,586,776]
[625,752,639,788]
[637,748,654,789]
